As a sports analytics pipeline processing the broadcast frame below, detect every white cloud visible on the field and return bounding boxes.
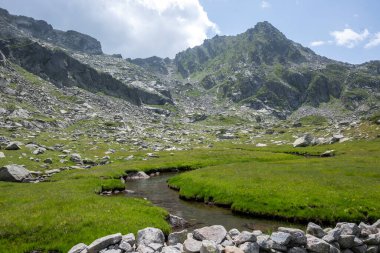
[261,1,271,8]
[365,32,380,48]
[310,41,326,47]
[3,0,218,58]
[330,28,369,48]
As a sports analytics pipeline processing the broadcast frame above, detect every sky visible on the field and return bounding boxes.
[0,0,379,64]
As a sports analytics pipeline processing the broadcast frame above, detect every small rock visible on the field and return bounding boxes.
[184,237,202,253]
[278,227,307,245]
[168,230,188,245]
[162,245,183,253]
[233,231,256,245]
[320,150,335,157]
[307,222,327,238]
[44,158,53,164]
[168,214,188,228]
[137,227,165,246]
[224,246,244,253]
[33,147,46,155]
[70,153,82,163]
[0,152,5,158]
[338,235,355,249]
[271,231,291,251]
[306,234,331,253]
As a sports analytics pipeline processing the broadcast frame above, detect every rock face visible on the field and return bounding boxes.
[0,164,31,182]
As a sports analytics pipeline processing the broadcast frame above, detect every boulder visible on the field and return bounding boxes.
[338,235,355,249]
[278,227,307,246]
[270,231,291,251]
[87,233,122,253]
[363,233,380,245]
[193,225,227,244]
[162,245,183,253]
[33,147,46,155]
[5,142,21,150]
[256,235,273,251]
[200,240,220,253]
[233,231,256,245]
[228,229,240,240]
[184,237,202,253]
[119,240,133,252]
[238,242,259,253]
[137,227,165,246]
[306,235,331,253]
[68,243,87,253]
[0,164,31,182]
[168,214,188,228]
[224,246,244,253]
[336,223,361,236]
[293,134,313,147]
[306,222,327,238]
[168,230,188,245]
[121,233,135,247]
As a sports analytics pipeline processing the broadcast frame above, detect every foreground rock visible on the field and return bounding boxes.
[0,164,31,182]
[69,220,380,253]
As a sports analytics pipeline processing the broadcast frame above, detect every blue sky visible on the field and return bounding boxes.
[0,0,379,63]
[199,0,380,64]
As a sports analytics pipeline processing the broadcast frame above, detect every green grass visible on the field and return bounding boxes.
[168,139,380,225]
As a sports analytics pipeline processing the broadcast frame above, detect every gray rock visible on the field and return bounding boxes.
[352,245,367,253]
[33,147,46,155]
[87,233,122,253]
[168,214,188,228]
[224,246,244,253]
[366,246,378,253]
[200,240,220,253]
[148,243,163,251]
[221,239,234,247]
[372,220,380,228]
[306,234,331,253]
[0,151,5,158]
[329,245,341,253]
[288,247,307,253]
[119,241,133,252]
[44,158,53,164]
[193,225,227,244]
[127,171,150,180]
[137,244,154,253]
[70,153,82,163]
[363,233,380,245]
[168,229,188,245]
[184,237,202,253]
[359,223,378,237]
[45,169,60,175]
[307,222,327,238]
[338,235,355,249]
[122,233,136,246]
[5,142,21,150]
[271,231,291,250]
[336,223,361,236]
[103,249,122,253]
[278,227,307,246]
[162,245,183,253]
[137,227,165,246]
[233,231,256,245]
[293,134,313,147]
[238,242,259,253]
[256,235,273,251]
[68,243,87,253]
[228,229,240,240]
[0,164,31,182]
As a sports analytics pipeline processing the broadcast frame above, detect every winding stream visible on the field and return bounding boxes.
[125,173,301,232]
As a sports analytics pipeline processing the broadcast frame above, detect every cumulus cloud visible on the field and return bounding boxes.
[365,32,380,49]
[261,1,271,8]
[330,28,369,48]
[310,41,326,47]
[0,0,218,58]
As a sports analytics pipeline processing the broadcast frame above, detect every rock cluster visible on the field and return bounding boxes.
[68,220,380,253]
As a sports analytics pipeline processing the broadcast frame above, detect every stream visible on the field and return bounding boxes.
[125,173,302,232]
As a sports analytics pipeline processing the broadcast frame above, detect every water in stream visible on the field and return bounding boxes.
[125,173,302,232]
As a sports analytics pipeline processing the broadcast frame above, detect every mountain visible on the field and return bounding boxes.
[128,22,379,118]
[0,8,173,106]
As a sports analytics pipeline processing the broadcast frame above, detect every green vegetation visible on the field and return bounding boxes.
[168,139,380,224]
[299,115,328,126]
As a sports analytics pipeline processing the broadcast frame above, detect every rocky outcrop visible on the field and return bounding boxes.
[68,220,380,253]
